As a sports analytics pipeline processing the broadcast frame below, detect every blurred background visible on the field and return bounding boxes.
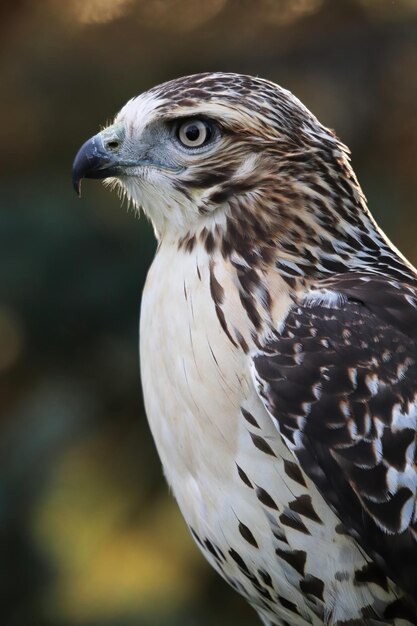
[0,1,416,624]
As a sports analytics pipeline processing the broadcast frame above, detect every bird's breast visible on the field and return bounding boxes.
[139,241,391,624]
[140,241,255,521]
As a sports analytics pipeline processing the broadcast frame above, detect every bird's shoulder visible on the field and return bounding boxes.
[251,270,417,603]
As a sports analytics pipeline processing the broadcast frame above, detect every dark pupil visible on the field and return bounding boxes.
[186,124,202,142]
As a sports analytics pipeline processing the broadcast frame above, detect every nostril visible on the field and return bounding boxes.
[106,140,120,150]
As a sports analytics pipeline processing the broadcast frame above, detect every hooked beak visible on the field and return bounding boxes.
[72,125,124,196]
[72,123,185,197]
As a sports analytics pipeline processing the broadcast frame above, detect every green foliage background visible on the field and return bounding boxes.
[0,1,416,624]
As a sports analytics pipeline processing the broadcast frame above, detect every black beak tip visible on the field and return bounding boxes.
[72,174,82,197]
[72,139,91,198]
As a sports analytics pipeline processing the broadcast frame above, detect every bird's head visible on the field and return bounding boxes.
[73,72,367,261]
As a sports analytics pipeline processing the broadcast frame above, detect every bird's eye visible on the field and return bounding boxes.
[177,119,213,148]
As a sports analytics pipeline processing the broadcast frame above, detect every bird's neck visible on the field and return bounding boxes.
[159,147,416,290]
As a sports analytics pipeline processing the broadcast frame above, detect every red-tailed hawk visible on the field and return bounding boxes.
[72,73,417,625]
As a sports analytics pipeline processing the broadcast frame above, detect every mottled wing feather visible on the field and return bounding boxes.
[252,276,417,599]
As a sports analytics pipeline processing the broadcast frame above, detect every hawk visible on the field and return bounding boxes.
[72,73,417,625]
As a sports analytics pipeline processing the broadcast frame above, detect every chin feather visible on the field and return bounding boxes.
[103,176,142,216]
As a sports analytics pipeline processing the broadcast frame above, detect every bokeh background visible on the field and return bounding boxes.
[1,1,416,625]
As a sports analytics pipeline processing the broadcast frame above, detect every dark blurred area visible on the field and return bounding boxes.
[0,1,416,624]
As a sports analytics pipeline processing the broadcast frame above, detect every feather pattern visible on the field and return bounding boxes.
[74,72,417,625]
[252,277,417,606]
